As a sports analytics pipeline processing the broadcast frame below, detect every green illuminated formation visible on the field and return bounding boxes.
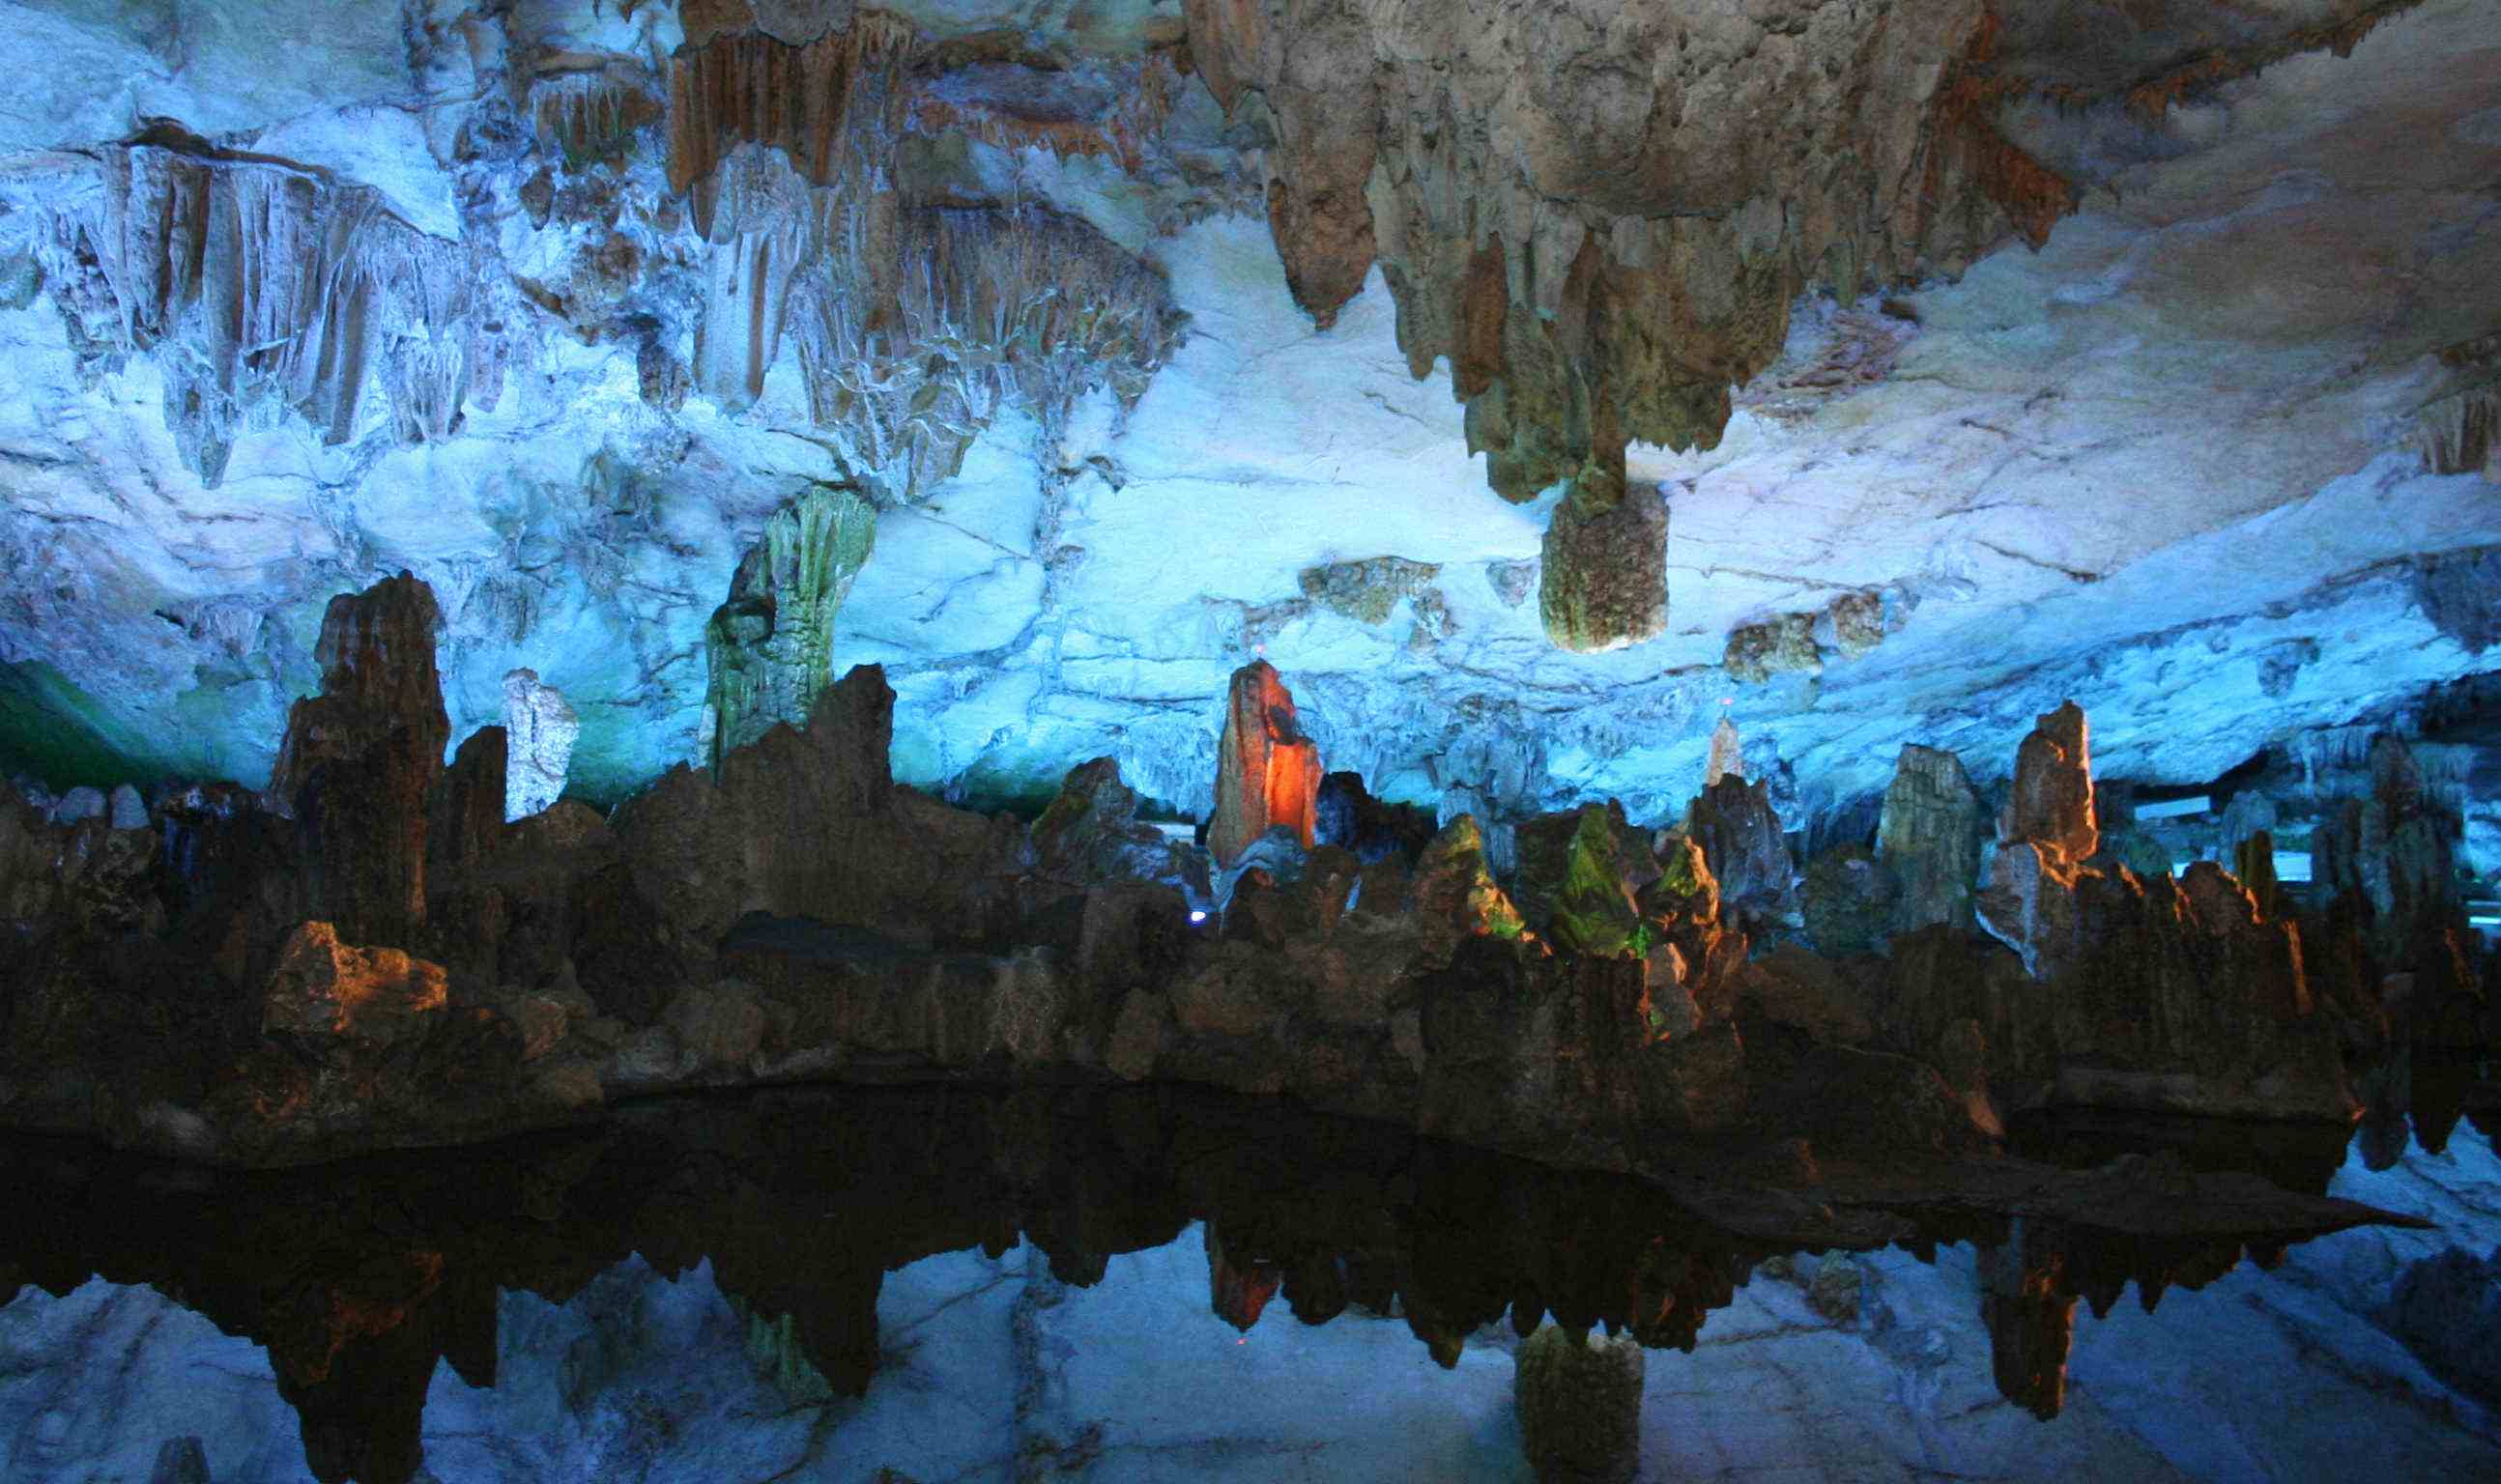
[704,485,878,776]
[1547,804,1644,959]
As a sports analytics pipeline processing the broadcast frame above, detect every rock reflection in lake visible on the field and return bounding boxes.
[0,1083,2492,1483]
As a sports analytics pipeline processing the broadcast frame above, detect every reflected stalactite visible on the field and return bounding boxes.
[1204,1222,1283,1331]
[1978,1224,2077,1422]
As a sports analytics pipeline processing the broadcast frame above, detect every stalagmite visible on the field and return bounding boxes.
[270,573,450,946]
[1705,715,1744,787]
[502,670,579,822]
[1878,744,1984,936]
[704,486,878,774]
[1207,661,1322,868]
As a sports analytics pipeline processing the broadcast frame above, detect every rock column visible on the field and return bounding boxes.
[1207,661,1322,867]
[1878,743,1983,935]
[270,573,450,946]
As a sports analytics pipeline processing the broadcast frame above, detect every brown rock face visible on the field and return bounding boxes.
[263,923,448,1044]
[1999,700,2097,862]
[1538,482,1668,652]
[1878,744,1984,936]
[1180,0,2083,640]
[1207,661,1322,867]
[611,664,1023,954]
[270,574,450,946]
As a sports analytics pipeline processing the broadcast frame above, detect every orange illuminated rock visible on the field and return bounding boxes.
[1207,661,1322,867]
[264,922,449,1045]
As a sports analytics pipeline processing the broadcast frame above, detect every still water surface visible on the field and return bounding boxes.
[0,1082,2493,1483]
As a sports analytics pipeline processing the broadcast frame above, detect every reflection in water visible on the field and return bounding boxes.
[0,1080,2488,1483]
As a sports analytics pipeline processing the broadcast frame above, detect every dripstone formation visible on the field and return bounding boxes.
[0,571,2481,1175]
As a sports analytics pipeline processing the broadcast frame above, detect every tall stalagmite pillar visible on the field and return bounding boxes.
[269,572,450,946]
[1207,661,1321,867]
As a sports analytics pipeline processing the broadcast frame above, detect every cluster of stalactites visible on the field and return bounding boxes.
[46,141,503,485]
[1182,0,2075,649]
[670,26,1183,504]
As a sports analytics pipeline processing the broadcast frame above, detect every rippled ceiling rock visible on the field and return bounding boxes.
[0,0,2493,838]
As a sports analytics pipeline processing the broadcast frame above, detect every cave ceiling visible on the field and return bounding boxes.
[0,0,2493,830]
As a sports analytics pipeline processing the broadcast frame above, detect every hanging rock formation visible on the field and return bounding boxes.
[269,575,450,947]
[31,134,504,485]
[1180,0,2080,648]
[1207,661,1322,867]
[704,485,878,774]
[1538,484,1669,653]
[501,670,579,822]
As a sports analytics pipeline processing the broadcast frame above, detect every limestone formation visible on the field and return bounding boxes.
[1878,744,1984,936]
[1207,662,1322,868]
[1296,556,1441,624]
[1705,715,1744,787]
[1513,1326,1645,1484]
[1685,775,1797,928]
[53,136,502,485]
[1539,484,1668,652]
[269,574,450,946]
[1031,757,1179,886]
[1180,0,2099,638]
[1979,1226,2079,1421]
[1801,843,1898,957]
[1534,804,1647,960]
[263,922,448,1044]
[501,671,579,821]
[2314,733,2466,962]
[1977,701,2097,976]
[2001,701,2098,862]
[1312,771,1436,865]
[705,486,878,774]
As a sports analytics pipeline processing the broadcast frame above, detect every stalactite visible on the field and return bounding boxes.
[669,22,1184,503]
[42,139,488,485]
[531,68,666,169]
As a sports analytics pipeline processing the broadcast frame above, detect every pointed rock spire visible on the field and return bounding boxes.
[1207,661,1321,867]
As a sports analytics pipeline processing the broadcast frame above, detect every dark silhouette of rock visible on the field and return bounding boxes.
[1031,757,1176,886]
[1313,769,1436,864]
[1801,842,1898,956]
[270,574,450,946]
[2387,1242,2501,1406]
[1685,774,1796,928]
[612,664,1023,954]
[1979,1229,2077,1421]
[1514,1325,1644,1484]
